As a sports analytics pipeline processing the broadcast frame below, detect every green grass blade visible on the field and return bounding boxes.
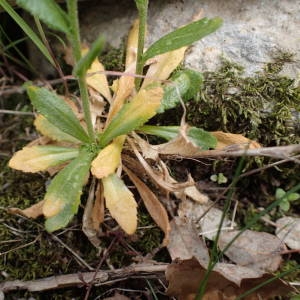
[0,0,55,66]
[73,35,105,76]
[16,0,70,35]
[26,85,90,143]
[142,17,223,62]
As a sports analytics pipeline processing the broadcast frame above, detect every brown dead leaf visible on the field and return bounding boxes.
[218,230,285,272]
[166,257,293,300]
[103,293,131,300]
[8,200,44,219]
[124,166,170,246]
[276,216,300,250]
[91,182,105,231]
[168,217,210,267]
[211,131,261,150]
[178,199,236,240]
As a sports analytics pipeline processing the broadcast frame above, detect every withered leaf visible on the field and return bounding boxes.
[276,216,300,250]
[218,230,285,272]
[124,166,170,246]
[8,200,44,219]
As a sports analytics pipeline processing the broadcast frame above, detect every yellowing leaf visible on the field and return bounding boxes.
[100,86,163,147]
[211,131,261,150]
[8,146,79,173]
[43,195,64,218]
[125,19,139,69]
[102,173,137,235]
[142,47,187,88]
[82,46,112,102]
[91,136,125,178]
[34,114,80,143]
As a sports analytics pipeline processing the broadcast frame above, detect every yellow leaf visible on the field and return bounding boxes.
[103,173,137,234]
[8,146,78,173]
[142,47,187,88]
[43,194,65,218]
[91,136,125,178]
[211,131,261,150]
[82,46,112,103]
[125,19,139,69]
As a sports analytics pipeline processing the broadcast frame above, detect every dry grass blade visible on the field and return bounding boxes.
[123,166,171,246]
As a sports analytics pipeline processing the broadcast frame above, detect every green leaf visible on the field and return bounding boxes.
[279,200,290,212]
[287,193,300,202]
[73,35,105,76]
[275,188,286,200]
[16,0,70,34]
[139,125,217,150]
[142,17,223,62]
[0,0,55,66]
[158,69,203,113]
[44,149,94,232]
[26,85,90,143]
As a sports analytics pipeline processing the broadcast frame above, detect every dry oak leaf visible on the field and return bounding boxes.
[218,230,285,272]
[166,257,293,300]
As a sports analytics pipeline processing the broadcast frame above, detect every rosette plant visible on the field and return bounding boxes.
[3,0,224,239]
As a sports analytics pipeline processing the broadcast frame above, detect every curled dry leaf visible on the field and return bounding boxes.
[276,216,300,250]
[211,131,261,150]
[166,257,294,300]
[102,173,137,235]
[125,19,139,68]
[168,217,210,267]
[124,166,171,246]
[8,200,45,219]
[218,230,285,272]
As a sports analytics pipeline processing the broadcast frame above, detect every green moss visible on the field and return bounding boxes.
[185,56,300,146]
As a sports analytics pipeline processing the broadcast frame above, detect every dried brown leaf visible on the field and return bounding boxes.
[168,217,210,267]
[166,257,293,300]
[8,200,44,219]
[218,230,285,272]
[211,131,261,150]
[124,166,170,246]
[276,216,300,250]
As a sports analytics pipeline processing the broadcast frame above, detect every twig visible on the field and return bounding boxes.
[0,109,34,116]
[0,263,168,293]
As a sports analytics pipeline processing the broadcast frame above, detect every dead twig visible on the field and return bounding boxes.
[0,263,168,293]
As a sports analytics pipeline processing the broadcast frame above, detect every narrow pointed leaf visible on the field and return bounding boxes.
[74,35,105,76]
[91,136,125,179]
[103,173,137,234]
[0,0,54,65]
[34,115,80,143]
[158,69,203,113]
[142,17,223,62]
[43,149,94,232]
[26,85,90,143]
[16,0,70,34]
[9,146,79,172]
[139,125,217,150]
[100,86,163,147]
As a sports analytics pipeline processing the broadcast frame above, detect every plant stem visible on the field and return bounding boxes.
[67,0,95,141]
[135,0,148,90]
